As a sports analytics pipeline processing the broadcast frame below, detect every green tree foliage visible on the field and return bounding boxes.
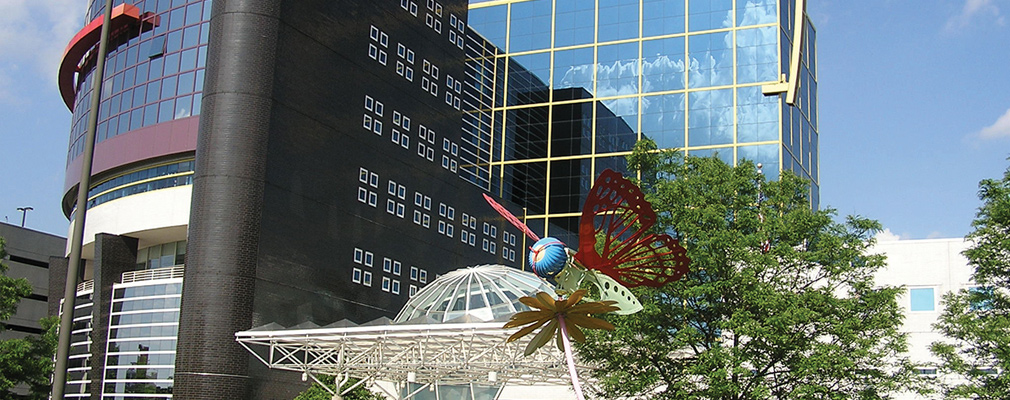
[578,140,922,399]
[293,377,384,400]
[931,162,1010,399]
[0,237,59,398]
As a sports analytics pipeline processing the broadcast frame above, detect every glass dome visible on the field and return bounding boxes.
[394,264,555,324]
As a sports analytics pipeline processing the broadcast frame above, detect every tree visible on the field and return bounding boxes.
[931,162,1010,399]
[577,140,922,399]
[293,377,384,400]
[0,237,59,399]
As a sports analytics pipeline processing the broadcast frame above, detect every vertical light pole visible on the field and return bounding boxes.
[52,0,114,397]
[16,207,33,227]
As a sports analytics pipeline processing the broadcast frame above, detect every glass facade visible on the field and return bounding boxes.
[65,290,95,399]
[465,0,818,237]
[68,0,211,164]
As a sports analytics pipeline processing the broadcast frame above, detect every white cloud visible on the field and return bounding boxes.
[978,107,1010,139]
[0,0,87,96]
[945,0,1005,32]
[875,228,905,242]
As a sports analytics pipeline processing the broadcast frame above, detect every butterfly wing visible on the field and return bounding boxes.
[574,169,690,288]
[482,193,540,242]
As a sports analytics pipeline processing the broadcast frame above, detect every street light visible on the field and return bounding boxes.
[16,207,33,228]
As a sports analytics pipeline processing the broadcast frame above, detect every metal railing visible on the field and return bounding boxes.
[121,265,185,283]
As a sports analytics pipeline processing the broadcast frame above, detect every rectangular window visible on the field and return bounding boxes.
[401,135,410,148]
[410,266,418,280]
[490,242,496,253]
[398,185,406,199]
[425,13,433,27]
[392,280,401,295]
[451,143,458,155]
[391,129,401,143]
[352,268,362,283]
[388,181,397,195]
[449,30,456,44]
[396,203,405,217]
[409,2,417,16]
[357,187,368,203]
[423,196,431,210]
[969,286,995,311]
[368,44,377,59]
[363,271,372,287]
[435,3,442,15]
[363,115,372,130]
[482,239,489,251]
[374,101,384,116]
[419,269,427,283]
[453,97,460,109]
[438,221,446,234]
[446,224,453,237]
[373,120,383,135]
[431,66,439,78]
[422,77,430,91]
[396,61,405,76]
[387,199,396,214]
[439,203,446,217]
[401,0,408,10]
[413,210,422,224]
[417,143,426,157]
[370,26,379,40]
[409,285,417,297]
[378,50,387,65]
[369,173,378,187]
[393,111,402,125]
[364,96,374,110]
[397,44,405,57]
[490,226,497,238]
[447,207,455,220]
[434,20,441,33]
[442,155,450,168]
[405,67,413,81]
[354,248,364,264]
[359,167,368,183]
[414,192,423,206]
[402,116,411,130]
[461,231,469,243]
[423,60,431,74]
[910,288,935,311]
[383,258,392,272]
[426,147,434,161]
[422,214,430,228]
[406,50,415,63]
[483,222,489,235]
[368,192,377,207]
[379,32,388,47]
[382,277,391,292]
[468,233,475,246]
[393,261,402,276]
[364,251,374,267]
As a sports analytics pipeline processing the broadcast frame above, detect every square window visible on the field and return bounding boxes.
[406,50,415,63]
[369,172,379,188]
[392,280,401,295]
[368,192,377,207]
[363,115,372,129]
[357,187,368,203]
[364,252,374,267]
[368,44,377,59]
[373,120,383,135]
[379,32,388,47]
[383,258,392,272]
[352,268,362,283]
[413,210,422,224]
[910,288,935,311]
[354,248,364,263]
[359,167,369,183]
[382,276,391,292]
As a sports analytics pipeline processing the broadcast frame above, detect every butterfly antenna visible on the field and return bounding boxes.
[482,193,541,241]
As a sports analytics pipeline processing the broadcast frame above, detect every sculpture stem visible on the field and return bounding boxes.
[557,315,585,400]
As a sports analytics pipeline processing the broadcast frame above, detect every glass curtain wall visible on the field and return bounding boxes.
[466,0,818,237]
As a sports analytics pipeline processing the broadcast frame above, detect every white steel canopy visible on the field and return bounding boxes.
[236,265,591,398]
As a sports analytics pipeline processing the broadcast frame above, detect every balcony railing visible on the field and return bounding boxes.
[121,265,185,283]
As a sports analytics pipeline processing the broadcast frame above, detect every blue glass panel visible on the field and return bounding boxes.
[642,37,686,92]
[688,0,733,31]
[468,5,507,48]
[737,0,777,26]
[689,147,733,164]
[641,93,685,149]
[596,99,638,153]
[643,0,685,37]
[687,88,732,146]
[508,0,552,52]
[688,31,732,88]
[554,0,595,47]
[910,288,935,312]
[598,0,640,42]
[737,86,778,142]
[737,144,778,180]
[596,42,639,96]
[553,47,594,92]
[736,26,778,84]
[507,52,550,105]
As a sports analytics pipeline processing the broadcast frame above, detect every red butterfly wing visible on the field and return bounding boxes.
[482,193,540,242]
[574,169,690,288]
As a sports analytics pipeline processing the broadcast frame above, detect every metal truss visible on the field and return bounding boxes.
[236,321,592,397]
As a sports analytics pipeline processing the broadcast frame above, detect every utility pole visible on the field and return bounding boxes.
[16,207,33,227]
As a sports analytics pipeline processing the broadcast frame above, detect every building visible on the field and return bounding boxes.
[53,0,817,398]
[872,237,976,397]
[0,223,64,397]
[0,223,63,339]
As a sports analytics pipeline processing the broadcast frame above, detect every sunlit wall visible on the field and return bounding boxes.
[465,0,818,236]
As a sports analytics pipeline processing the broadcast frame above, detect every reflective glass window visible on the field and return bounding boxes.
[688,31,732,88]
[642,37,686,92]
[687,88,733,146]
[910,288,935,312]
[737,144,779,180]
[553,0,595,47]
[736,86,779,143]
[508,0,552,52]
[688,0,733,31]
[736,26,778,84]
[598,0,640,42]
[552,47,594,93]
[596,42,639,96]
[641,93,685,149]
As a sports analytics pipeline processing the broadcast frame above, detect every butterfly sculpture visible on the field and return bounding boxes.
[483,169,691,314]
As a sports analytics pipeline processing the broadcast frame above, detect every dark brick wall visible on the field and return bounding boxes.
[174,0,281,398]
[89,233,138,399]
[48,256,69,317]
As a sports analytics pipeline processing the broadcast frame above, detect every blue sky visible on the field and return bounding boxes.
[1,0,1008,240]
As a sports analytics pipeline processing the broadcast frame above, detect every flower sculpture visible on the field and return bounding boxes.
[504,289,619,399]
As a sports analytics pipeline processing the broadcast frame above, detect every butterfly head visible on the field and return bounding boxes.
[529,237,568,282]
